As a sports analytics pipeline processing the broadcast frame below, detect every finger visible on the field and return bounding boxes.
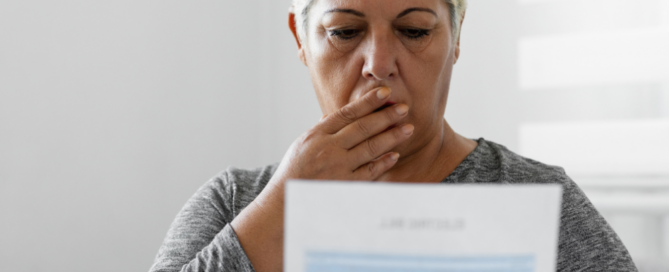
[319,87,392,134]
[352,152,400,180]
[336,103,409,149]
[349,124,414,168]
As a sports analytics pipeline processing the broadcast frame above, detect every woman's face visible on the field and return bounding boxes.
[299,0,460,155]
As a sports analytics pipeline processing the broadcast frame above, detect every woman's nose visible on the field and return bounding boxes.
[361,30,398,81]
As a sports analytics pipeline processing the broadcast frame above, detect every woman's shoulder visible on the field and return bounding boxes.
[216,164,279,194]
[449,138,570,185]
[490,139,569,182]
[194,164,279,222]
[471,139,637,270]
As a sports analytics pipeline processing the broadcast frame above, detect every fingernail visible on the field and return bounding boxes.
[394,104,408,115]
[376,87,391,100]
[390,153,400,162]
[401,124,414,135]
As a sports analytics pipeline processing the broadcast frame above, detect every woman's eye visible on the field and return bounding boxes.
[399,28,430,40]
[329,29,361,40]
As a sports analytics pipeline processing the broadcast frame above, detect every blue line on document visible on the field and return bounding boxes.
[305,251,535,272]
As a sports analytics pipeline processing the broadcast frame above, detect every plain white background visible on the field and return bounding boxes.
[1,0,667,271]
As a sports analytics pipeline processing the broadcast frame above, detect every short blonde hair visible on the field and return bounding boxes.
[291,0,468,43]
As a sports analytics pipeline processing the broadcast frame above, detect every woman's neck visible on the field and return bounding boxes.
[378,119,478,183]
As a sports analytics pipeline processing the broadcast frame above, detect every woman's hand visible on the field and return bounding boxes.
[272,86,413,187]
[231,87,413,272]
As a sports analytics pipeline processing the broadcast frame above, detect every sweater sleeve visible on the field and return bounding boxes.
[556,173,638,272]
[149,174,256,272]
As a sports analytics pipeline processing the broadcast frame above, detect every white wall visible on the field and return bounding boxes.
[2,0,664,271]
[0,1,300,271]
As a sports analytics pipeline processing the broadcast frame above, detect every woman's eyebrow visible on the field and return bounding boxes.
[396,7,437,19]
[324,8,365,17]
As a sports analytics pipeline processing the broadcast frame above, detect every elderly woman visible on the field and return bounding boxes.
[150,0,637,271]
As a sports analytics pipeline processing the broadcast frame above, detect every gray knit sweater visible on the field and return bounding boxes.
[149,138,638,272]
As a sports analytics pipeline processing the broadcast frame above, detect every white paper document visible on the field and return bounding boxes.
[284,180,562,272]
